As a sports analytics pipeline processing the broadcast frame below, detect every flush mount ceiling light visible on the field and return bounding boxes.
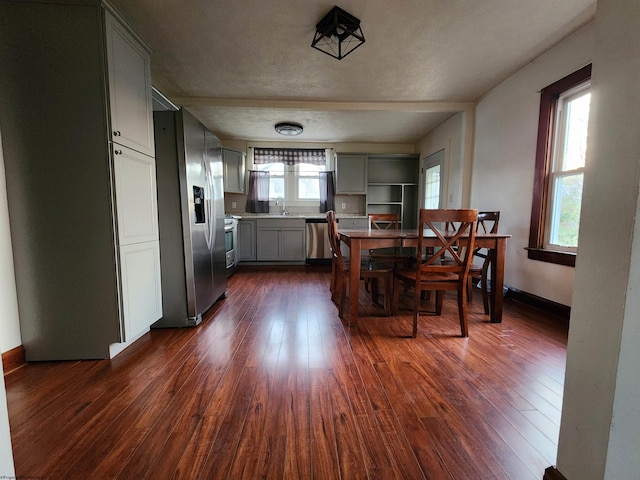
[275,122,303,136]
[311,5,365,60]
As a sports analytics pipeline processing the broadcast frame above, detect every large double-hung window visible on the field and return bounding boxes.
[528,65,591,266]
[253,148,329,202]
[546,84,590,251]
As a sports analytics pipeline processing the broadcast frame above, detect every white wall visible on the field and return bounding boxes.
[0,128,21,353]
[417,112,465,209]
[556,0,640,477]
[0,355,14,477]
[470,23,595,306]
[416,20,594,306]
[0,129,16,477]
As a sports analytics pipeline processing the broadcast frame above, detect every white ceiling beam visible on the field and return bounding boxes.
[169,97,473,113]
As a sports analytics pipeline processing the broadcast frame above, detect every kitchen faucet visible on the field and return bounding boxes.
[276,196,287,215]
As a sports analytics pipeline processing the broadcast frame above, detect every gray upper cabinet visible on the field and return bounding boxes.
[223,148,246,194]
[0,0,161,360]
[336,155,367,194]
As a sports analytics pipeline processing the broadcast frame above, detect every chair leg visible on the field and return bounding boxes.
[330,263,336,299]
[412,287,421,338]
[392,277,400,315]
[336,275,347,320]
[384,273,392,316]
[457,287,469,337]
[370,278,379,305]
[435,291,444,315]
[466,276,473,302]
[481,260,490,315]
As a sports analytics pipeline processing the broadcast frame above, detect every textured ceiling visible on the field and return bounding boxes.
[109,0,596,144]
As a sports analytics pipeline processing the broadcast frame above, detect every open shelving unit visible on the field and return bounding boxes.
[366,156,419,229]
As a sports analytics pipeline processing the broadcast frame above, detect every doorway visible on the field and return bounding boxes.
[423,149,445,209]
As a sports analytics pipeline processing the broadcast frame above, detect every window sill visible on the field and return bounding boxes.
[526,247,576,267]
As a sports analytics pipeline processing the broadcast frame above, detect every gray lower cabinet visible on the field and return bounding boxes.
[238,219,256,261]
[256,219,305,262]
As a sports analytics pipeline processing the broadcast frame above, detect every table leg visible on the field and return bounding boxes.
[349,239,362,327]
[489,238,507,323]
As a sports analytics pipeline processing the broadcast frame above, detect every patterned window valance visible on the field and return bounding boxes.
[253,148,326,166]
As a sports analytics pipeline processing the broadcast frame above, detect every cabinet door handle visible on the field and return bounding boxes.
[113,130,121,136]
[114,149,123,155]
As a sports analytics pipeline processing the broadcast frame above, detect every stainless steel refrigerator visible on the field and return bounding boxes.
[152,109,227,327]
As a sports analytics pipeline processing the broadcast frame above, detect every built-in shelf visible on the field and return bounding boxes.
[366,156,419,228]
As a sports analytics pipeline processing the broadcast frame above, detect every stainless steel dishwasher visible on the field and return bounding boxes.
[305,218,332,264]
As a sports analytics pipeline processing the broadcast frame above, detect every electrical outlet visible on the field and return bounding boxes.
[231,201,237,209]
[341,202,347,210]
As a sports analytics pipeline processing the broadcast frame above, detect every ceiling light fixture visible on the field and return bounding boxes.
[311,5,365,60]
[275,122,303,136]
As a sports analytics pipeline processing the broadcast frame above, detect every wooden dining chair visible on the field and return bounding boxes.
[393,209,477,338]
[367,213,414,268]
[467,211,500,314]
[326,211,393,318]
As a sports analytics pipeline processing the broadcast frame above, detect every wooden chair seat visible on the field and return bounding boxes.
[395,270,460,283]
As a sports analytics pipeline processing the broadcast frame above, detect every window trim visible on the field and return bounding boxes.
[527,64,591,267]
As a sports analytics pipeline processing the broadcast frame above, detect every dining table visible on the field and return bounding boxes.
[338,228,511,326]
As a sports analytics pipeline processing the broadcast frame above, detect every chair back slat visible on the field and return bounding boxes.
[417,209,477,277]
[473,211,500,259]
[477,211,500,234]
[368,213,400,231]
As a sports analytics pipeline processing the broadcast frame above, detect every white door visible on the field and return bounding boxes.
[423,149,445,209]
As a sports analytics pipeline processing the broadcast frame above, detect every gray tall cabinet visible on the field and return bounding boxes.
[0,0,162,360]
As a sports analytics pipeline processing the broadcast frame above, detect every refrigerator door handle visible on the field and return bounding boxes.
[203,159,215,251]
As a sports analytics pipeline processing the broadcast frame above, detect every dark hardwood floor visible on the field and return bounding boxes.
[5,265,568,479]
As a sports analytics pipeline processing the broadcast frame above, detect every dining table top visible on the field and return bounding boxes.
[338,228,511,241]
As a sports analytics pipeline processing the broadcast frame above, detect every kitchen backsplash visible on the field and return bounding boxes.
[224,193,365,215]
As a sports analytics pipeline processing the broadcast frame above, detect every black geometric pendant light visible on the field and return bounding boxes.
[311,5,365,60]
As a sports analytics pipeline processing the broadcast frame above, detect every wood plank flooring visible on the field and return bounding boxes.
[5,265,568,479]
